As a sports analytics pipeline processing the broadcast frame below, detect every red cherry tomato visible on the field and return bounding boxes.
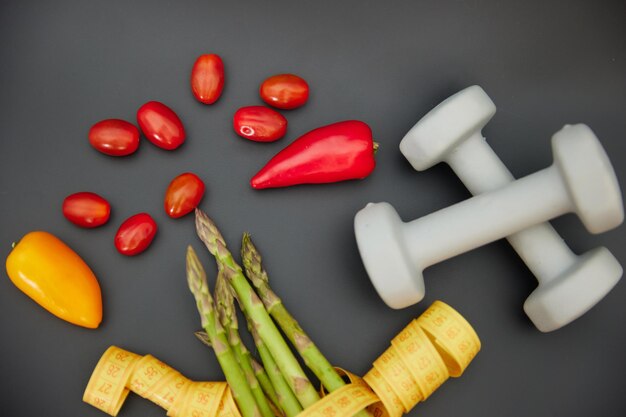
[164,173,206,218]
[63,192,111,228]
[233,106,287,142]
[137,101,186,150]
[260,74,309,110]
[114,213,158,256]
[191,54,225,104]
[88,119,140,156]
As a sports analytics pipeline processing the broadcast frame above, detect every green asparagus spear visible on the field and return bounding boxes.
[232,287,303,417]
[250,358,284,417]
[241,234,373,417]
[194,209,320,408]
[186,246,261,417]
[215,269,277,417]
[248,317,304,417]
[196,330,284,416]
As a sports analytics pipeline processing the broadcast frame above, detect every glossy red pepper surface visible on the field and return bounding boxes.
[89,119,140,156]
[63,192,111,228]
[137,101,186,150]
[233,106,287,142]
[191,54,225,104]
[114,213,158,256]
[251,120,376,189]
[164,172,205,218]
[260,74,309,110]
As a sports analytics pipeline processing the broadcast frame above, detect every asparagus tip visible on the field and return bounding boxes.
[241,233,270,288]
[185,246,213,329]
[195,330,212,348]
[195,208,228,257]
[215,268,237,329]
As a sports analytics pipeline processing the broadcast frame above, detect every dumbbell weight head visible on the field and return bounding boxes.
[354,202,425,309]
[551,124,624,234]
[400,85,496,171]
[525,246,622,332]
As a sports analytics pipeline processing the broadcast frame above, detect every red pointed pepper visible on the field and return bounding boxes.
[250,120,376,189]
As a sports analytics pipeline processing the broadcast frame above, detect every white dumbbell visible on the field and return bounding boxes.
[355,123,623,331]
[395,86,623,332]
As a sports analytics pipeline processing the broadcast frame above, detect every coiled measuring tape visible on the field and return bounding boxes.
[83,346,239,417]
[84,301,480,417]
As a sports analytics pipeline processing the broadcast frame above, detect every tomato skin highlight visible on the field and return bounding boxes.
[5,231,103,329]
[260,74,309,110]
[114,213,158,256]
[251,120,376,189]
[191,54,225,104]
[63,192,111,228]
[233,106,287,142]
[89,119,140,156]
[136,101,186,150]
[164,173,206,218]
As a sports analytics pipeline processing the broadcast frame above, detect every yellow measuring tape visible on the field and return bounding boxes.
[84,301,480,417]
[82,348,239,417]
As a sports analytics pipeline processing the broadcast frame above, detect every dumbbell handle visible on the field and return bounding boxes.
[447,132,577,283]
[405,164,571,268]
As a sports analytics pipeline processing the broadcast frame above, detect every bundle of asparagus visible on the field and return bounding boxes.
[187,209,373,417]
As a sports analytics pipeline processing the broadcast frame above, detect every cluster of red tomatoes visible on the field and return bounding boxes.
[194,54,309,142]
[64,54,310,256]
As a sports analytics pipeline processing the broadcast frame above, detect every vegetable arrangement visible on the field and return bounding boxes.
[79,55,374,258]
[5,50,392,417]
[186,209,376,417]
[6,51,377,326]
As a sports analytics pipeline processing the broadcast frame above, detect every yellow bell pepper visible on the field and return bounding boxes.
[5,231,103,329]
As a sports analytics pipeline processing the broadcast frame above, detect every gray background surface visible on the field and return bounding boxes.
[1,1,625,416]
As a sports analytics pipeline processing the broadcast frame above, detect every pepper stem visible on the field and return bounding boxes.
[373,141,380,155]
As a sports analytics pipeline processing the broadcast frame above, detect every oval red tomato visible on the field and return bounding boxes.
[63,192,111,228]
[260,74,309,110]
[137,101,186,150]
[233,106,287,142]
[114,213,158,256]
[88,119,140,156]
[165,173,205,218]
[191,54,225,104]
